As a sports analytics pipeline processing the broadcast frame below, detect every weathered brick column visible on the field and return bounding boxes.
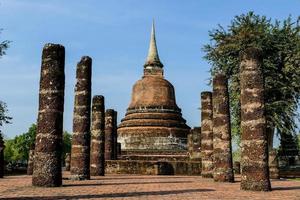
[0,134,4,178]
[117,143,121,156]
[70,56,92,180]
[32,43,65,187]
[105,109,115,160]
[113,111,118,160]
[212,74,234,182]
[188,132,193,157]
[189,127,201,160]
[233,161,240,174]
[90,95,105,176]
[65,153,70,171]
[201,91,214,178]
[269,149,279,179]
[27,143,35,175]
[240,47,271,191]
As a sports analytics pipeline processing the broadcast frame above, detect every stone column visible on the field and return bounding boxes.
[189,127,201,160]
[201,92,214,178]
[269,149,279,179]
[27,143,35,175]
[117,143,121,156]
[240,47,271,191]
[105,109,115,160]
[70,56,92,180]
[212,74,234,182]
[65,153,70,171]
[90,95,105,176]
[32,43,65,187]
[113,111,118,160]
[188,132,193,157]
[233,161,240,174]
[0,134,4,178]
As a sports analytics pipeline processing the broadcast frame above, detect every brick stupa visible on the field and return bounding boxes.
[118,22,190,153]
[106,23,199,175]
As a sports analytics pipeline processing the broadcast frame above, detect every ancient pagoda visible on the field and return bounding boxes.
[118,22,190,153]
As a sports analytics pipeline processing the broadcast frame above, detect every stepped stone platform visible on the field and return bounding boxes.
[105,150,201,175]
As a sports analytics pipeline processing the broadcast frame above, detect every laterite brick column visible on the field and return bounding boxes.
[27,143,35,175]
[240,47,271,191]
[65,153,70,171]
[70,56,92,180]
[0,134,4,178]
[212,74,234,182]
[105,109,114,160]
[90,95,105,176]
[201,91,214,178]
[233,161,241,175]
[32,43,65,187]
[113,111,118,160]
[188,132,193,157]
[269,149,279,179]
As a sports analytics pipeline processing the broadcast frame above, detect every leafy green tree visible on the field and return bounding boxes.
[14,124,36,161]
[4,124,72,163]
[62,131,72,160]
[0,101,12,135]
[0,29,12,141]
[3,124,36,162]
[0,28,10,58]
[203,12,300,146]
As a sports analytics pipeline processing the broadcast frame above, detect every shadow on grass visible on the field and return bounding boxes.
[63,180,193,187]
[0,188,215,200]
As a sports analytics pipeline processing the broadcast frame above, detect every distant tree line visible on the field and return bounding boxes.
[4,124,72,165]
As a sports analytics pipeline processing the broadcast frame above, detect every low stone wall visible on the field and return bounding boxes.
[279,166,300,178]
[105,160,201,175]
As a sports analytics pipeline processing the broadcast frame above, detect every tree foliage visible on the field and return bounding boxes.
[203,12,300,143]
[0,29,10,58]
[0,101,12,136]
[4,124,72,163]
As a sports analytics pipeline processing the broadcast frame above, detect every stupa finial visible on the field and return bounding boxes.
[144,20,163,68]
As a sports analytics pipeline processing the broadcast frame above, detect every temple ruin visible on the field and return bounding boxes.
[118,23,190,152]
[104,22,203,175]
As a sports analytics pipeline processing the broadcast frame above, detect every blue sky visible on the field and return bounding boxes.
[0,0,299,142]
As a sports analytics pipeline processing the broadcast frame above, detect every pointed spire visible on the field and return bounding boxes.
[144,20,163,68]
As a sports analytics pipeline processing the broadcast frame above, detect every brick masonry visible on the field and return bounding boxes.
[70,56,92,180]
[32,43,65,187]
[240,47,271,191]
[212,74,234,182]
[201,91,214,178]
[90,95,105,176]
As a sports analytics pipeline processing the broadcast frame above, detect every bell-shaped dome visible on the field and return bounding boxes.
[128,76,179,110]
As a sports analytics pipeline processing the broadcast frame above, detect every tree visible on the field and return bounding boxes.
[4,124,72,163]
[0,101,12,137]
[0,28,12,139]
[0,28,10,58]
[62,131,72,160]
[203,12,300,146]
